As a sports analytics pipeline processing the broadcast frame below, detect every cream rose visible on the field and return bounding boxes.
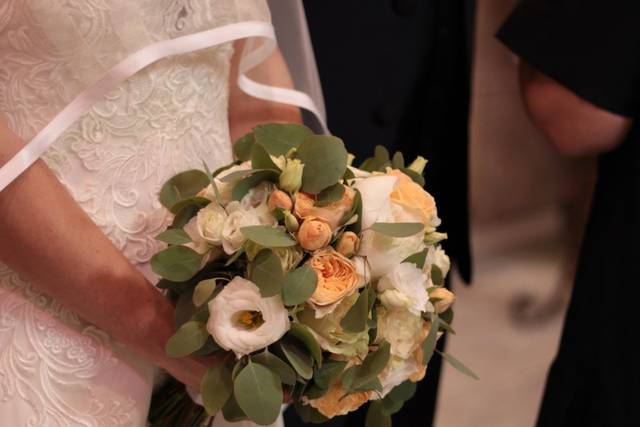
[308,248,360,307]
[207,277,290,357]
[376,307,425,359]
[298,218,332,251]
[336,231,359,257]
[378,263,433,316]
[293,186,355,231]
[195,203,227,245]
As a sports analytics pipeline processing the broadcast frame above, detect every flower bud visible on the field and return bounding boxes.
[335,231,359,257]
[298,218,332,251]
[347,153,355,166]
[279,158,304,193]
[429,287,455,313]
[424,231,448,246]
[284,209,300,232]
[268,189,293,211]
[408,155,428,174]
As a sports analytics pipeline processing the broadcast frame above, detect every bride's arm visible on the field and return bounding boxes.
[0,122,212,388]
[228,41,303,141]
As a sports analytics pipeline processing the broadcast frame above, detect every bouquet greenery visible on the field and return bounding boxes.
[148,124,475,427]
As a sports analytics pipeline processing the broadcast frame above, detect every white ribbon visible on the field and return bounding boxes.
[0,20,327,192]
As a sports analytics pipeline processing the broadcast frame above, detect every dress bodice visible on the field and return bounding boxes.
[0,1,255,425]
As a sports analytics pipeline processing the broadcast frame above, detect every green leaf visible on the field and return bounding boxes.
[241,225,296,247]
[288,323,323,367]
[222,394,248,422]
[375,145,391,164]
[232,357,249,381]
[280,340,313,380]
[399,167,425,187]
[233,132,256,161]
[252,350,297,386]
[155,228,192,245]
[391,152,405,169]
[192,279,217,307]
[440,307,454,325]
[251,143,281,171]
[366,401,392,427]
[192,336,222,356]
[224,247,246,267]
[431,264,444,286]
[234,360,283,425]
[165,321,208,357]
[171,204,201,228]
[370,222,424,237]
[402,248,428,269]
[422,316,440,364]
[352,377,383,393]
[340,290,369,333]
[294,401,329,424]
[379,381,417,415]
[344,342,391,392]
[344,188,363,234]
[219,168,264,183]
[151,245,202,282]
[282,265,317,306]
[437,317,456,334]
[174,289,198,328]
[296,135,348,194]
[232,170,278,201]
[168,196,211,215]
[304,384,329,400]
[159,170,210,210]
[315,184,345,207]
[201,363,233,415]
[250,249,285,297]
[437,350,479,380]
[313,360,347,389]
[254,123,313,156]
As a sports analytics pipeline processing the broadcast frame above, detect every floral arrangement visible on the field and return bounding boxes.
[148,124,475,427]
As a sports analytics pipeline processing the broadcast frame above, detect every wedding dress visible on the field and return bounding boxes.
[0,1,322,426]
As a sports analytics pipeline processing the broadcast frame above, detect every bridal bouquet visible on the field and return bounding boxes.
[149,124,474,427]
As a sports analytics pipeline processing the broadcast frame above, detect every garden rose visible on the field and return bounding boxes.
[293,186,355,230]
[376,307,425,359]
[336,231,359,257]
[308,248,359,307]
[298,218,332,251]
[207,277,290,357]
[195,203,227,245]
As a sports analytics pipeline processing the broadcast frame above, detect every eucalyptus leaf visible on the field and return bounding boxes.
[192,279,217,307]
[232,357,249,381]
[402,248,428,269]
[352,377,383,393]
[366,401,392,427]
[171,204,200,228]
[294,401,329,424]
[282,265,317,306]
[254,123,313,156]
[440,307,454,325]
[151,245,202,282]
[344,342,391,392]
[288,323,322,367]
[391,151,405,169]
[315,184,345,207]
[222,394,248,423]
[431,264,444,286]
[241,225,296,247]
[340,289,369,333]
[192,336,222,356]
[224,247,246,267]
[155,228,192,245]
[251,143,281,171]
[379,381,417,415]
[370,222,424,238]
[437,350,479,380]
[280,340,313,380]
[201,363,233,415]
[165,321,208,357]
[374,145,391,164]
[252,350,297,386]
[341,189,362,234]
[168,196,211,215]
[250,249,285,297]
[232,170,278,201]
[313,360,347,389]
[296,135,348,194]
[422,316,440,364]
[174,289,198,328]
[234,132,256,161]
[234,360,283,425]
[219,168,264,183]
[159,170,210,209]
[304,384,329,400]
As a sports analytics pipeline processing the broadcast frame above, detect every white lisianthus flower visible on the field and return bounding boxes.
[378,263,433,315]
[425,245,451,278]
[376,307,425,359]
[195,203,227,245]
[207,277,290,357]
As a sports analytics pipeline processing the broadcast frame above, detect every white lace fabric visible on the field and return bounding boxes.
[0,1,270,425]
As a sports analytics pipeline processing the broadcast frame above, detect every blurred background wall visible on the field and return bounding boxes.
[435,1,595,426]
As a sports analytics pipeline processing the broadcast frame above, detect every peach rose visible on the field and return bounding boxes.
[335,231,359,257]
[429,287,455,314]
[387,169,438,226]
[308,248,359,307]
[267,189,293,211]
[293,186,355,230]
[298,218,332,251]
[308,381,371,418]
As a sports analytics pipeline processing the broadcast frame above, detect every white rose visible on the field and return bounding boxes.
[376,307,425,359]
[425,245,450,278]
[195,203,227,245]
[221,201,276,255]
[378,263,433,316]
[357,230,424,279]
[377,356,423,398]
[212,162,252,204]
[352,175,397,229]
[207,277,290,357]
[183,215,222,265]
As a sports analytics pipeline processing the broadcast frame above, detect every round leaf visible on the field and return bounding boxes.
[250,249,285,297]
[240,225,296,247]
[151,245,202,282]
[288,323,323,367]
[165,321,208,357]
[315,184,345,207]
[254,123,313,156]
[201,363,233,415]
[155,228,192,245]
[233,132,256,161]
[251,143,281,171]
[370,222,424,237]
[234,361,283,426]
[297,135,348,194]
[232,170,278,201]
[280,340,313,380]
[159,170,210,209]
[193,279,217,307]
[282,265,318,306]
[366,401,392,427]
[340,289,369,333]
[252,350,297,386]
[168,196,211,215]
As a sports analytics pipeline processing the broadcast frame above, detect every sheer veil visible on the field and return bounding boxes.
[0,0,326,192]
